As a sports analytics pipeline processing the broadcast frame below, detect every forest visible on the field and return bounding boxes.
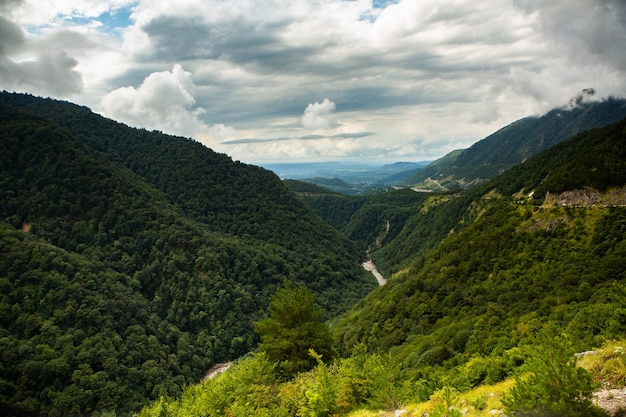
[0,93,375,416]
[2,92,626,417]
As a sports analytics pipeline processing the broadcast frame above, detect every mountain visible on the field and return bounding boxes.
[407,97,626,190]
[332,116,626,388]
[0,93,376,416]
[134,116,626,417]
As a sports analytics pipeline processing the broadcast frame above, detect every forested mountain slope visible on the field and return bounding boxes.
[407,97,626,190]
[133,117,626,417]
[332,117,626,390]
[0,94,375,416]
[0,92,358,253]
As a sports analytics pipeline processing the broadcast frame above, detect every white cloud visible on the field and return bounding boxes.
[101,64,209,138]
[301,98,337,129]
[3,0,626,162]
[208,123,238,139]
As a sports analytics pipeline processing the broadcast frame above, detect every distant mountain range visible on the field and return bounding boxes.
[262,161,430,194]
[274,97,626,195]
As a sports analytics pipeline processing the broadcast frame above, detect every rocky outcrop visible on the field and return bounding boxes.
[545,186,626,207]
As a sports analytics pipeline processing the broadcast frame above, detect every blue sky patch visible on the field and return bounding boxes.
[360,0,398,22]
[97,6,134,29]
[372,0,398,9]
[64,5,134,31]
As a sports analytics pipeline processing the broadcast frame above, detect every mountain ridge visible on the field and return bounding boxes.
[407,97,626,190]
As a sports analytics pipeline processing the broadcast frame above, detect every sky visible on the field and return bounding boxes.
[1,0,625,164]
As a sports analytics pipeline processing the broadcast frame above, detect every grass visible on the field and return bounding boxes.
[345,379,514,417]
[406,380,514,417]
[344,339,626,417]
[578,340,626,389]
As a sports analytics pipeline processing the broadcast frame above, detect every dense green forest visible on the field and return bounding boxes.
[138,117,626,416]
[0,93,376,416]
[331,117,626,399]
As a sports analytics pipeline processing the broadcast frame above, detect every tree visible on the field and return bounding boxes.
[255,284,335,378]
[502,328,606,417]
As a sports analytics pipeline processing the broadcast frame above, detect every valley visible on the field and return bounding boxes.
[1,92,626,417]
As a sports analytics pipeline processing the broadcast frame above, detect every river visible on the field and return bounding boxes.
[362,260,386,286]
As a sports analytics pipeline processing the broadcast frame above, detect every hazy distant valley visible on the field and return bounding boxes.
[261,161,430,194]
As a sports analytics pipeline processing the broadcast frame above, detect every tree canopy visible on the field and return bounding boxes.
[0,92,374,416]
[255,285,335,378]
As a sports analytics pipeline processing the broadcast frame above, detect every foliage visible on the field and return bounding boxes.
[137,345,411,416]
[3,92,626,417]
[502,329,606,417]
[0,93,375,416]
[255,285,335,379]
[428,386,463,417]
[490,116,626,199]
[137,110,626,417]
[329,120,626,415]
[296,193,366,233]
[300,188,431,274]
[406,379,514,417]
[0,93,375,313]
[136,352,280,417]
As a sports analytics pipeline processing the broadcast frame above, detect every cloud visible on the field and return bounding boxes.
[301,98,337,129]
[0,15,23,53]
[506,0,626,106]
[0,0,23,15]
[4,0,136,27]
[4,0,626,163]
[139,14,306,68]
[101,64,208,137]
[513,0,626,70]
[2,52,83,95]
[470,101,501,124]
[221,131,374,145]
[0,16,83,96]
[208,123,237,139]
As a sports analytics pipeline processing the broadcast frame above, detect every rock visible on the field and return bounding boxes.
[594,387,626,416]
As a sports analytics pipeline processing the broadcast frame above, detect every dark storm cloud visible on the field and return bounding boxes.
[514,0,626,69]
[142,15,314,71]
[0,15,83,96]
[0,15,24,54]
